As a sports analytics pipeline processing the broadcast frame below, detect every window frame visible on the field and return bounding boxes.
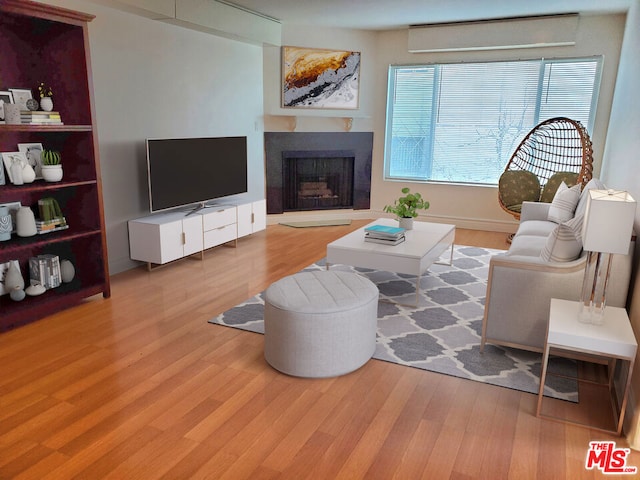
[384,56,603,186]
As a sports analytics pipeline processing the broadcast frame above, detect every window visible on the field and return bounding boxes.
[384,57,602,185]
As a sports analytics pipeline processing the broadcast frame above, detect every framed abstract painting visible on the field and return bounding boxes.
[282,46,361,109]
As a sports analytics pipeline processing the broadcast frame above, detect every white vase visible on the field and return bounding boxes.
[60,259,75,283]
[398,217,414,230]
[40,96,53,112]
[4,262,24,290]
[22,163,36,183]
[41,165,63,182]
[0,206,11,241]
[16,206,37,237]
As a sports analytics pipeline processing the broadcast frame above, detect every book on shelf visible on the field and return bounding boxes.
[20,110,61,116]
[35,216,68,234]
[21,111,63,125]
[364,234,406,246]
[28,254,61,289]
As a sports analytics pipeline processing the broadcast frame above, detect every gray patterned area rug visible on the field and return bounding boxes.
[209,245,577,401]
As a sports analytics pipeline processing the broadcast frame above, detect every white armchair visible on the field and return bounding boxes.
[481,201,634,353]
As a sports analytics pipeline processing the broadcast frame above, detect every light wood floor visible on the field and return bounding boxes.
[1,220,638,479]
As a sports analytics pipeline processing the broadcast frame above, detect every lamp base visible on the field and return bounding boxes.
[578,302,605,325]
[579,251,613,326]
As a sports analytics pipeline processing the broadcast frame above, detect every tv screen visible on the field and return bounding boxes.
[146,136,248,212]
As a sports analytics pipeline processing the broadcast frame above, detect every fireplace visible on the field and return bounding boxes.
[283,152,354,211]
[265,132,373,214]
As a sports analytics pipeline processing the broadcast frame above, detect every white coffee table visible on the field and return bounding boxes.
[326,218,455,305]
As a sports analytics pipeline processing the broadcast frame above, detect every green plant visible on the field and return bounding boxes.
[383,187,430,218]
[38,82,53,98]
[42,149,61,165]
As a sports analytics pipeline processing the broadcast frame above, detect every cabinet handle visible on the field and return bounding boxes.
[251,213,255,224]
[182,232,186,245]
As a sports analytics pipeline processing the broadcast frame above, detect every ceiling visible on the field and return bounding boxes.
[222,0,632,30]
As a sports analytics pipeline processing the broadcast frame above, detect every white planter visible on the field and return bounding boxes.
[41,165,63,182]
[398,217,414,230]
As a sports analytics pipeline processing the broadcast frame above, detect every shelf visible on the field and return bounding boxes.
[0,282,106,332]
[0,227,102,255]
[266,113,370,132]
[0,179,97,198]
[0,124,93,132]
[0,0,110,330]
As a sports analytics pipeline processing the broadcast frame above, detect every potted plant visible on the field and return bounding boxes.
[383,187,429,230]
[41,149,63,182]
[38,82,54,112]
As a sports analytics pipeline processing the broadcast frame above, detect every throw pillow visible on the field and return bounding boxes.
[540,215,583,262]
[540,171,579,203]
[498,170,540,213]
[547,182,581,223]
[575,178,607,220]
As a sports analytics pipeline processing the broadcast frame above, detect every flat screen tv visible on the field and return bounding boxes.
[146,136,248,212]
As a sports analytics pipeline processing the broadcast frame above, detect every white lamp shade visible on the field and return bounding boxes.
[581,190,636,254]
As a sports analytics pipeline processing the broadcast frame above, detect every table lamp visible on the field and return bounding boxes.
[579,189,636,324]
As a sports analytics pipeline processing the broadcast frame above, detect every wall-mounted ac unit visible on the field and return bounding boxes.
[408,14,578,53]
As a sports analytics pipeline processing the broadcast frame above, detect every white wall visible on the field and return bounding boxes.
[600,0,640,448]
[266,15,626,232]
[40,0,265,274]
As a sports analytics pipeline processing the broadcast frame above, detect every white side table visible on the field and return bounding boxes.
[536,299,637,435]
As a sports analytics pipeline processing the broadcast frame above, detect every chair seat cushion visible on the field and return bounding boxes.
[540,171,580,203]
[515,220,557,237]
[499,170,541,209]
[507,234,548,257]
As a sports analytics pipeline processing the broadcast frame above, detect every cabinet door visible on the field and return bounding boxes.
[182,215,203,256]
[159,220,187,263]
[252,200,267,233]
[237,200,267,237]
[237,203,253,238]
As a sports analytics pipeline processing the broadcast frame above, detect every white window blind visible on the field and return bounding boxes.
[384,57,602,185]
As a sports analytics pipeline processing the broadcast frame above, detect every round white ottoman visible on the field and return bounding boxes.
[264,270,379,378]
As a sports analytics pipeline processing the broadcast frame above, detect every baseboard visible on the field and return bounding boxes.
[267,209,518,234]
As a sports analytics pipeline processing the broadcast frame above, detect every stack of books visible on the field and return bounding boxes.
[364,224,406,246]
[20,111,64,125]
[28,254,62,289]
[36,217,68,234]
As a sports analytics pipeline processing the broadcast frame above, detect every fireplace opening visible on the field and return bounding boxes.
[283,153,354,211]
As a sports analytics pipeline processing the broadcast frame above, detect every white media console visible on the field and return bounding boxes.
[128,199,266,270]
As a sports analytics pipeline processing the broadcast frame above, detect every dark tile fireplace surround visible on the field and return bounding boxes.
[265,132,373,214]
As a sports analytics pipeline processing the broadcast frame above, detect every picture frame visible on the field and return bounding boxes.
[282,46,361,110]
[8,88,33,111]
[18,143,44,179]
[0,201,22,235]
[0,90,14,121]
[1,152,27,184]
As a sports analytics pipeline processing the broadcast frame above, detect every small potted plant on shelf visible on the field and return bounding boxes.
[383,187,429,230]
[41,149,63,182]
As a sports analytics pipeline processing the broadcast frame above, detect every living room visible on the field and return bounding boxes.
[1,0,640,477]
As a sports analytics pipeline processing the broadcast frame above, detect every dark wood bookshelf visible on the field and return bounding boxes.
[0,0,110,331]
